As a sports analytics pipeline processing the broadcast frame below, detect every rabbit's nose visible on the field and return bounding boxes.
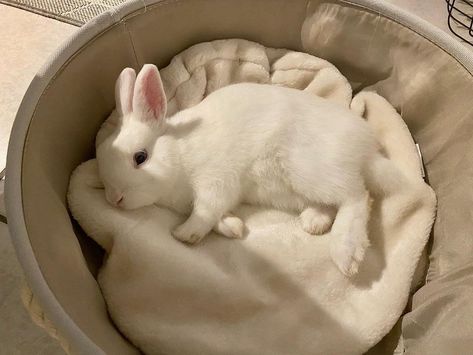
[112,195,124,207]
[106,189,124,207]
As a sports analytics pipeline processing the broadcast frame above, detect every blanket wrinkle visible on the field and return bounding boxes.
[68,38,436,355]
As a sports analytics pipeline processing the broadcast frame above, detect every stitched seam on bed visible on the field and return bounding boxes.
[27,0,159,103]
[115,0,182,23]
[122,21,140,68]
[360,12,381,88]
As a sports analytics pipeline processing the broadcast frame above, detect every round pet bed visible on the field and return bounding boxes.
[6,0,473,354]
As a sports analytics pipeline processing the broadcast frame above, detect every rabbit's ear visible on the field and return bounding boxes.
[132,64,167,123]
[115,67,136,116]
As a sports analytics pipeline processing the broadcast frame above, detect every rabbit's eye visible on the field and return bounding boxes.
[133,150,148,167]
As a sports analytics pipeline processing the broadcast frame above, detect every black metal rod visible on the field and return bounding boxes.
[446,0,473,46]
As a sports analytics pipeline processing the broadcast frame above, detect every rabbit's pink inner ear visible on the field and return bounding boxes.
[143,70,166,119]
[115,67,136,116]
[133,64,167,122]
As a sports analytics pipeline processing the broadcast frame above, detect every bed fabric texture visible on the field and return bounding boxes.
[6,0,473,354]
[68,39,436,355]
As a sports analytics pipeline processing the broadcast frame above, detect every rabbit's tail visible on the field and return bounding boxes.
[364,153,413,196]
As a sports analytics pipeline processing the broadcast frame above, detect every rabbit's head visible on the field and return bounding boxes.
[96,64,177,210]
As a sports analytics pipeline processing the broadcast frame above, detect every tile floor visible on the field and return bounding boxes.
[0,0,468,353]
[0,4,76,170]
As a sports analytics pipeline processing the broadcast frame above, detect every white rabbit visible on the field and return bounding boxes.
[96,64,405,276]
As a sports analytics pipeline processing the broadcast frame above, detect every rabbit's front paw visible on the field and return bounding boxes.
[300,207,333,235]
[172,222,208,244]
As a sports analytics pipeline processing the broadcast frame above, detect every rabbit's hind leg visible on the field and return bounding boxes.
[329,187,371,277]
[214,214,245,239]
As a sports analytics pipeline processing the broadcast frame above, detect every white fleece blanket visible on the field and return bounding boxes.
[68,39,436,355]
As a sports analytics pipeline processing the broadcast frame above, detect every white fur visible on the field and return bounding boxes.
[96,64,405,276]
